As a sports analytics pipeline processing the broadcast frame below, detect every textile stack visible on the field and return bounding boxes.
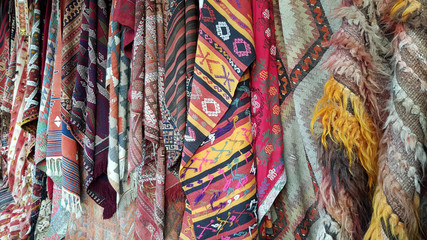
[0,0,425,239]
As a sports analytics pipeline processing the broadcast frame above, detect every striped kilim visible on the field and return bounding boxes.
[61,0,83,216]
[34,0,60,170]
[0,188,13,212]
[46,1,63,184]
[179,0,257,238]
[44,19,71,239]
[162,0,198,170]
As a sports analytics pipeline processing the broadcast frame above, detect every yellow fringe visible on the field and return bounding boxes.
[311,76,379,188]
[364,186,421,240]
[390,0,422,21]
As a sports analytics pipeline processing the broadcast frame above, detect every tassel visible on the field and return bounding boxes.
[61,189,83,219]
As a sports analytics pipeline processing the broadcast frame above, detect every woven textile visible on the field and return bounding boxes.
[162,0,198,170]
[46,11,63,184]
[251,0,285,222]
[309,0,395,238]
[34,197,52,239]
[0,36,34,240]
[20,0,45,135]
[14,0,29,36]
[44,18,71,239]
[1,1,16,114]
[259,0,342,238]
[0,0,10,106]
[130,0,168,238]
[0,188,13,212]
[107,0,134,207]
[0,1,11,180]
[29,2,52,235]
[61,0,84,216]
[366,1,427,238]
[45,183,70,239]
[179,0,257,238]
[6,35,29,202]
[34,0,60,171]
[71,0,116,219]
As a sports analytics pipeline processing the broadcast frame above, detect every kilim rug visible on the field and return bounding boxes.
[259,0,343,239]
[179,0,258,238]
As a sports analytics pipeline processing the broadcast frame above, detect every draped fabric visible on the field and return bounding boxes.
[35,0,60,171]
[251,0,285,222]
[130,0,168,238]
[46,0,63,184]
[60,0,84,217]
[0,1,11,181]
[21,0,45,135]
[258,0,339,238]
[72,0,116,219]
[0,35,34,240]
[366,2,427,239]
[162,0,198,170]
[0,0,10,105]
[29,1,52,237]
[179,0,258,238]
[1,1,16,114]
[44,21,71,239]
[0,0,426,239]
[107,0,134,209]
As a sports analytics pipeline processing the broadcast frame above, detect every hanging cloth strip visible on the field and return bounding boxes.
[74,0,116,219]
[60,0,84,217]
[1,0,16,115]
[34,0,59,173]
[0,35,34,240]
[162,0,198,171]
[44,14,72,238]
[106,0,135,211]
[251,0,285,222]
[179,0,258,238]
[0,0,10,106]
[20,0,45,136]
[131,0,168,238]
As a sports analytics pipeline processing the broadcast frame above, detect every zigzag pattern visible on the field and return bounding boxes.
[280,0,317,70]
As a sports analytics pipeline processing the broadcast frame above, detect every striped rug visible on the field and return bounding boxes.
[0,187,14,212]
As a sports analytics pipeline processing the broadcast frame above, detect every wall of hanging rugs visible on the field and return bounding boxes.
[0,0,426,239]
